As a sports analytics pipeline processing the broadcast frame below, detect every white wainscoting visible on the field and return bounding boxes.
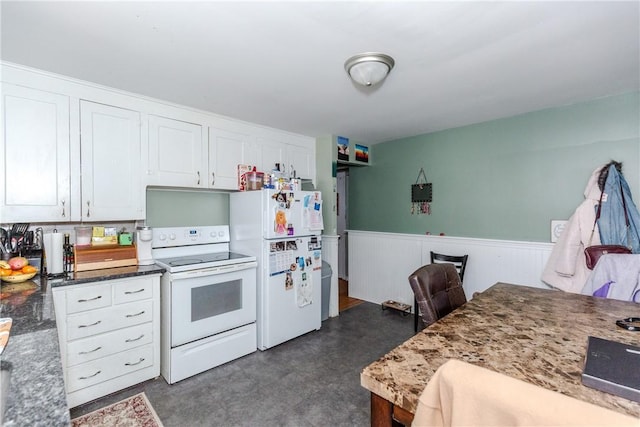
[348,231,554,309]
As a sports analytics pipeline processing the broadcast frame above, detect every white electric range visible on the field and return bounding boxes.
[152,225,257,384]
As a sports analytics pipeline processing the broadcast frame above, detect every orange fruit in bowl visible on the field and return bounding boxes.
[21,265,37,274]
[0,269,12,277]
[11,270,23,276]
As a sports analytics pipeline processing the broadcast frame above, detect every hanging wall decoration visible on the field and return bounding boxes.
[355,144,369,163]
[411,167,432,215]
[337,136,349,161]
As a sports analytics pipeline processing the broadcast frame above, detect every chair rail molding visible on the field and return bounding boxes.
[348,230,554,308]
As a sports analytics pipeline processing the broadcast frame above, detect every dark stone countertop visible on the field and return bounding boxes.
[1,264,165,426]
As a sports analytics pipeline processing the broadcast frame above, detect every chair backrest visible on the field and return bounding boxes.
[430,251,468,282]
[408,263,467,328]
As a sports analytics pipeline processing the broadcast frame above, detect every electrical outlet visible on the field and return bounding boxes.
[551,220,567,243]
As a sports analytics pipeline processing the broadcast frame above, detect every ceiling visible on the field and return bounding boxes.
[1,1,638,144]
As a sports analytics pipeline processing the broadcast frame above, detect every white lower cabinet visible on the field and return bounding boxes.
[66,345,154,393]
[52,275,160,408]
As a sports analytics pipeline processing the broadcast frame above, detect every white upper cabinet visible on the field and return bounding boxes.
[287,143,314,180]
[147,115,206,188]
[2,64,318,223]
[256,134,314,180]
[1,83,71,222]
[208,124,256,190]
[80,100,144,220]
[257,136,286,175]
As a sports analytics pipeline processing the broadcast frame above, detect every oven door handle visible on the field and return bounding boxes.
[223,261,258,272]
[216,264,239,272]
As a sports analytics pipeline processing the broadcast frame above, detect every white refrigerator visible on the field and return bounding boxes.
[230,189,324,350]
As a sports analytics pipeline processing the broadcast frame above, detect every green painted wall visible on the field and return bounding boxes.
[146,188,229,227]
[349,92,640,242]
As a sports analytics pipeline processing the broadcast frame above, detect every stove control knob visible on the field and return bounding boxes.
[218,231,225,237]
[158,233,167,241]
[169,233,176,240]
[209,231,216,238]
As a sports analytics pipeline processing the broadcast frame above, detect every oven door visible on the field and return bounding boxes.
[170,262,257,347]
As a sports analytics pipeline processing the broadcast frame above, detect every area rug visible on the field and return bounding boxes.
[71,392,163,427]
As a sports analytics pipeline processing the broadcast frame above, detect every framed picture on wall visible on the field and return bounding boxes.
[355,144,369,163]
[337,136,349,161]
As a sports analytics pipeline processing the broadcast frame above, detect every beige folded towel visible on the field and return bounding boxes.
[413,359,638,427]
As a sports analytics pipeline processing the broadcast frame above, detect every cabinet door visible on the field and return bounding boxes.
[1,83,71,222]
[287,144,314,180]
[80,101,143,220]
[208,126,255,189]
[147,115,206,188]
[256,136,285,175]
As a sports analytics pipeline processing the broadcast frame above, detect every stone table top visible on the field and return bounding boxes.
[361,282,640,418]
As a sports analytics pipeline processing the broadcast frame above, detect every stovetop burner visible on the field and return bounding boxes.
[151,226,256,273]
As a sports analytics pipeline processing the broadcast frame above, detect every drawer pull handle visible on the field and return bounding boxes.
[125,357,145,367]
[78,295,102,303]
[78,346,102,355]
[79,370,101,380]
[78,320,101,328]
[126,310,146,318]
[125,334,145,343]
[124,289,145,295]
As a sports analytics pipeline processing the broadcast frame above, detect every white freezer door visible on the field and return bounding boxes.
[262,190,323,240]
[259,235,322,350]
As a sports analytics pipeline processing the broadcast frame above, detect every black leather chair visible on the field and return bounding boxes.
[412,252,468,332]
[409,263,467,330]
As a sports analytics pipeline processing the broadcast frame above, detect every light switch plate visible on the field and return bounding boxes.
[551,220,567,243]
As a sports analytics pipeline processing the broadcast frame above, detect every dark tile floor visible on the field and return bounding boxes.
[70,302,415,426]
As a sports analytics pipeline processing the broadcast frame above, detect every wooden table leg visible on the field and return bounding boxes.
[370,392,415,427]
[371,392,393,427]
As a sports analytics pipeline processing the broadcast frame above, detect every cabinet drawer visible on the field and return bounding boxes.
[67,300,153,340]
[66,344,154,392]
[66,284,112,314]
[66,323,153,366]
[113,277,153,304]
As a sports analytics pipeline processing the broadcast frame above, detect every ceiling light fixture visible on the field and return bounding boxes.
[344,52,395,87]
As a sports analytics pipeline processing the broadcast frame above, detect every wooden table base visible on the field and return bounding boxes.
[371,392,414,427]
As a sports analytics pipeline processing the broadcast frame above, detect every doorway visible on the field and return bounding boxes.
[337,169,348,280]
[337,168,363,312]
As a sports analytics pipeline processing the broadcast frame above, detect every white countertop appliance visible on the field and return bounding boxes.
[136,226,154,265]
[152,225,257,384]
[230,189,324,350]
